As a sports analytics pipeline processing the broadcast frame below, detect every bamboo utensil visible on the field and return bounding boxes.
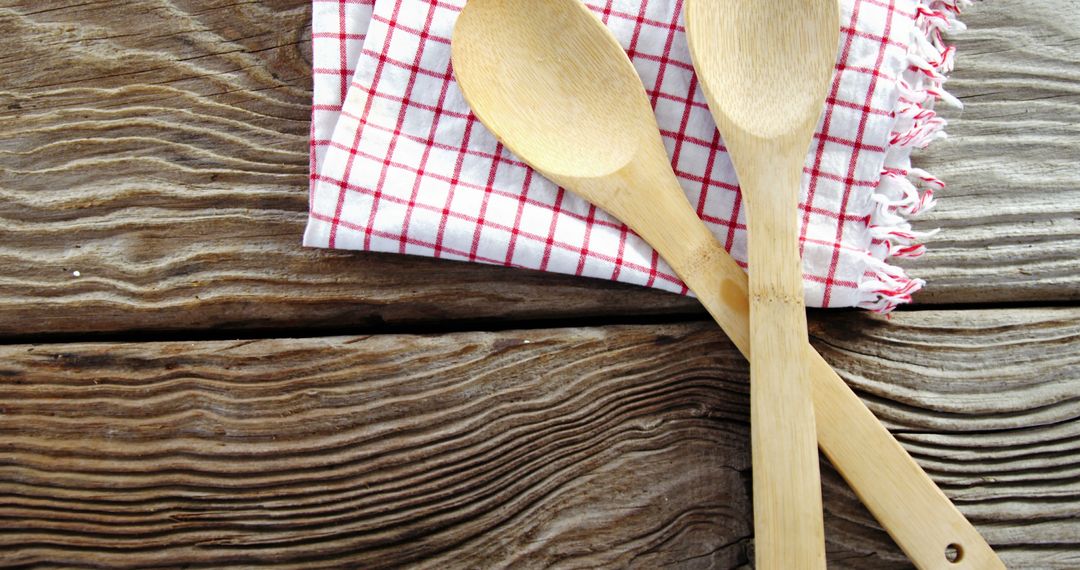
[682,1,837,566]
[450,1,1003,568]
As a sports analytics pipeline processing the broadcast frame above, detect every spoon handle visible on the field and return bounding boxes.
[620,155,1004,570]
[741,151,826,569]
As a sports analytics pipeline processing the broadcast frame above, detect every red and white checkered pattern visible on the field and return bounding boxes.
[310,0,375,198]
[306,0,961,310]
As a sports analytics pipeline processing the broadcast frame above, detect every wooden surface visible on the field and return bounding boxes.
[1,309,1077,568]
[0,0,1078,568]
[0,1,1076,339]
[901,1,1080,304]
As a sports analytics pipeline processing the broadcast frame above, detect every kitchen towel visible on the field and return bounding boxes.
[306,0,967,312]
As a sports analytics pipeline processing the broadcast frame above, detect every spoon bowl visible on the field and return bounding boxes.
[453,0,644,179]
[688,2,840,140]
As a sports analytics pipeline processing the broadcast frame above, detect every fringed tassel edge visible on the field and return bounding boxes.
[857,0,970,313]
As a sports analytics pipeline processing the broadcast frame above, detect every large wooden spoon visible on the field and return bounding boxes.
[683,1,837,566]
[451,1,1003,568]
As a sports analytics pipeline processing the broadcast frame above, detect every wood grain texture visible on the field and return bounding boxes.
[0,0,1074,338]
[0,0,699,340]
[0,308,1076,568]
[905,0,1080,304]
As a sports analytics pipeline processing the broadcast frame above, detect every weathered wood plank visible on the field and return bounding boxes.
[0,0,1076,338]
[0,0,699,339]
[0,308,1077,568]
[905,1,1080,304]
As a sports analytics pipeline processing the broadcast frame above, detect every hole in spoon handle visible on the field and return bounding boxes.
[945,542,964,564]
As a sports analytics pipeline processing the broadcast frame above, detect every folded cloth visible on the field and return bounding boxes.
[306,0,967,312]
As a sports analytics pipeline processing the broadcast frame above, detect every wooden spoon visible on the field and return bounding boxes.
[451,1,1004,568]
[682,1,837,566]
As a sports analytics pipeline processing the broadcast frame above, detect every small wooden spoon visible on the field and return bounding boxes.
[451,1,1003,569]
[683,1,837,567]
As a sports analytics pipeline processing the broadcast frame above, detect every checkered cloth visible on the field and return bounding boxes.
[306,0,965,311]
